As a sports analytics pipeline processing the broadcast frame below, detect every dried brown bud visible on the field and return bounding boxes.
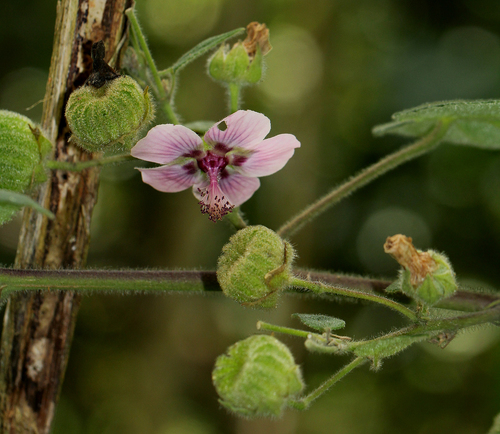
[384,234,437,287]
[384,234,457,306]
[243,22,272,59]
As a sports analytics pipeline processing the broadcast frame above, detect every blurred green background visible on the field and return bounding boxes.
[1,0,500,433]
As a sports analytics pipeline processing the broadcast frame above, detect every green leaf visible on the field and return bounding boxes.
[0,190,54,220]
[384,279,402,293]
[169,28,245,74]
[292,313,345,331]
[373,99,500,150]
[351,334,428,360]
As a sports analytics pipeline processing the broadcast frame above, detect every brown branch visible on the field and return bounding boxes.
[0,0,131,432]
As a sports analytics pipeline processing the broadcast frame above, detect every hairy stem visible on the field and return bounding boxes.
[228,83,241,113]
[0,268,497,313]
[291,276,418,321]
[125,7,179,124]
[46,153,134,171]
[277,122,449,238]
[0,268,218,300]
[289,357,367,410]
[257,321,312,339]
[225,207,247,230]
[312,304,500,356]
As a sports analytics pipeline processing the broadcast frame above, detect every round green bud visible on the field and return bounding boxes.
[65,75,154,153]
[401,250,457,306]
[0,110,52,224]
[212,335,304,418]
[217,225,295,309]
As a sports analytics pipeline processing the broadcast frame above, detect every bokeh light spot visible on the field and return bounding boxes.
[260,25,323,109]
[144,0,221,45]
[437,26,500,97]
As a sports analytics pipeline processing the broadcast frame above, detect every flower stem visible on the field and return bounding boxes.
[277,122,449,238]
[257,321,312,339]
[46,153,134,171]
[225,207,247,230]
[288,357,367,410]
[291,276,418,322]
[125,7,179,124]
[228,83,241,113]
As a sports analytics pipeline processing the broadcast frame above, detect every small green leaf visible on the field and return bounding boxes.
[351,334,428,360]
[170,28,245,74]
[292,313,345,331]
[0,190,54,220]
[384,280,402,293]
[373,99,500,150]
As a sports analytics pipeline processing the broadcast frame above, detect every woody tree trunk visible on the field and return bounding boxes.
[0,0,131,432]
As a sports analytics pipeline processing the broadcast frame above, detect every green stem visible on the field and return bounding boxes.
[306,304,500,357]
[257,321,312,339]
[408,304,500,333]
[228,83,241,113]
[125,7,179,124]
[288,357,367,410]
[277,122,449,238]
[0,268,219,302]
[225,207,247,230]
[291,276,418,322]
[46,153,134,172]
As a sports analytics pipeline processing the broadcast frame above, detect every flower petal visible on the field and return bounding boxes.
[204,110,271,149]
[238,134,300,177]
[138,164,203,193]
[219,173,261,207]
[131,124,203,164]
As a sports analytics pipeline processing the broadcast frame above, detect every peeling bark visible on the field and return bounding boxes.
[0,0,131,432]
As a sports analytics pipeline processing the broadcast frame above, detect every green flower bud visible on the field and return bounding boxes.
[212,335,304,418]
[384,234,457,306]
[208,22,271,85]
[65,75,154,153]
[217,225,295,309]
[209,44,251,84]
[0,110,52,224]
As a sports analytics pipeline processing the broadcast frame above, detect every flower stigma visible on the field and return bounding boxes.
[196,150,234,221]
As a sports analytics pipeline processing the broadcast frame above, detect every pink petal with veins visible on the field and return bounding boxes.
[219,173,261,207]
[131,124,203,164]
[193,174,260,208]
[204,110,271,149]
[139,164,203,193]
[238,134,301,177]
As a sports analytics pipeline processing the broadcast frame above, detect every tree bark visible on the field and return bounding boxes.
[0,0,131,432]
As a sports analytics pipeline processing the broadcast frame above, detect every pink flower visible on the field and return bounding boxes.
[131,110,300,222]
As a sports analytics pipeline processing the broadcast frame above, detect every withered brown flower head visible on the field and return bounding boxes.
[384,234,438,287]
[243,22,272,59]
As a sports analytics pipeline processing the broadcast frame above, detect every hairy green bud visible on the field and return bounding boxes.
[217,225,295,308]
[0,110,52,224]
[65,75,154,153]
[208,22,271,86]
[212,335,304,418]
